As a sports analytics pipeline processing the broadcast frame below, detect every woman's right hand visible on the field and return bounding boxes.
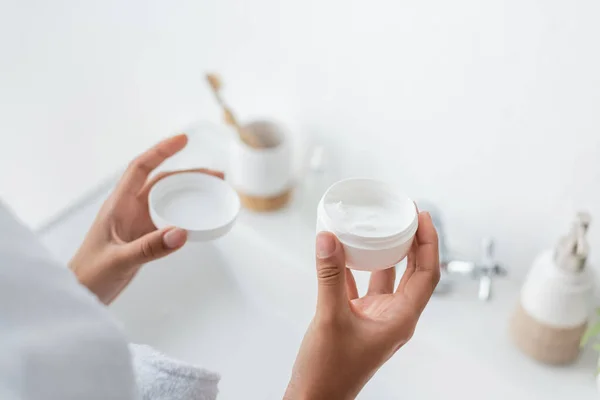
[285,211,440,400]
[69,134,224,304]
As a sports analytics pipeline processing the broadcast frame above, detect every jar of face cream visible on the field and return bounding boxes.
[316,178,418,271]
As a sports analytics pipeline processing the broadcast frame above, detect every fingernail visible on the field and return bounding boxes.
[163,228,187,249]
[316,232,336,258]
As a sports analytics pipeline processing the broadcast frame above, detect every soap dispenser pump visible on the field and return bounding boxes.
[511,212,594,365]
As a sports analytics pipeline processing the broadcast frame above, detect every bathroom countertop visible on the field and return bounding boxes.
[240,195,600,399]
[39,178,599,399]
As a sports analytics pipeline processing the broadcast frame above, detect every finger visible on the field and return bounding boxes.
[315,231,348,317]
[139,168,225,199]
[396,240,417,293]
[396,200,419,293]
[118,134,189,195]
[117,227,188,266]
[414,211,439,273]
[401,212,440,313]
[345,269,359,300]
[367,267,396,295]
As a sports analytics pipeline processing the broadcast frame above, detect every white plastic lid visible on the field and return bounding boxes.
[149,172,240,242]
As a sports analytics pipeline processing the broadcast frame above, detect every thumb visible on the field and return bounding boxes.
[315,231,348,316]
[121,227,187,266]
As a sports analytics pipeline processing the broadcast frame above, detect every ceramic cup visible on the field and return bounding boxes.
[229,120,294,211]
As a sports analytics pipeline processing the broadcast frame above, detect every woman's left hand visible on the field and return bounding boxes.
[70,134,224,304]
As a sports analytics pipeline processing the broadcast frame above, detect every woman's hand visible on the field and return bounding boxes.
[285,212,440,400]
[70,134,223,304]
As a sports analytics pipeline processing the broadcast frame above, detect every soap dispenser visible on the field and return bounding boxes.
[511,212,594,365]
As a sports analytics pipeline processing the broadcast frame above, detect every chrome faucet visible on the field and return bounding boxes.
[421,202,507,301]
[443,237,507,301]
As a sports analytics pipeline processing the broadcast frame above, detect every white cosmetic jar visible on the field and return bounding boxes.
[316,178,418,271]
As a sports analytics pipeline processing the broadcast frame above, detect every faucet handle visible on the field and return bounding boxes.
[477,237,506,300]
[480,237,494,266]
[478,238,505,272]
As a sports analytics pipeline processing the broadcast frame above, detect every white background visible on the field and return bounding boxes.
[1,0,600,278]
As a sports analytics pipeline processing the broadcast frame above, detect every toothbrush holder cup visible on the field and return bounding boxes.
[229,120,294,211]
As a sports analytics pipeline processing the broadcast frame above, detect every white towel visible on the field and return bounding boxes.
[131,344,220,400]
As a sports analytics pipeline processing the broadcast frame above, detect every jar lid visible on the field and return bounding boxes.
[149,172,240,242]
[319,178,418,249]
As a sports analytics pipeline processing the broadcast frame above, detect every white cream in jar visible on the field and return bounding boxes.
[317,178,418,271]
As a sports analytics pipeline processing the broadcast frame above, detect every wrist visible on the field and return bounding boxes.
[283,385,315,400]
[284,381,358,400]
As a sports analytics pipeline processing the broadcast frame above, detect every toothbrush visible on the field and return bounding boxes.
[205,73,261,148]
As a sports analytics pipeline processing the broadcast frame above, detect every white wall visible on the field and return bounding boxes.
[1,0,600,278]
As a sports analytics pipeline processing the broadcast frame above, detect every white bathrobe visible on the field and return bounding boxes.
[0,202,219,400]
